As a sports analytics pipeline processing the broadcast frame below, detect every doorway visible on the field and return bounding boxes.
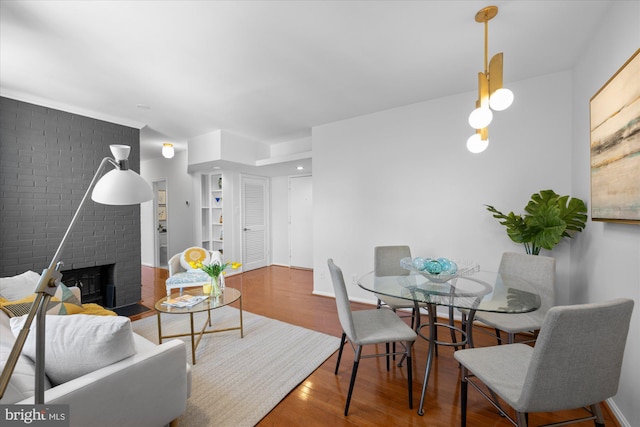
[153,180,168,268]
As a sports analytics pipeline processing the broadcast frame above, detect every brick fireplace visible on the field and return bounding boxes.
[61,264,116,307]
[0,97,144,307]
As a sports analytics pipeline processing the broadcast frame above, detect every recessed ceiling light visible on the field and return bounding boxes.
[136,104,151,110]
[296,166,304,170]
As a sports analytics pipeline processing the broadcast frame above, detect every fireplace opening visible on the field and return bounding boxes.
[61,264,116,308]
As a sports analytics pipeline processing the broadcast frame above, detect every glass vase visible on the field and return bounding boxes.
[208,275,222,298]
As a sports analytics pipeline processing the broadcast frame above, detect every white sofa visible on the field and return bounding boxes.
[0,272,191,427]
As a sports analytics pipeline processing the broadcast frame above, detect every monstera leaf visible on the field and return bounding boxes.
[486,190,587,255]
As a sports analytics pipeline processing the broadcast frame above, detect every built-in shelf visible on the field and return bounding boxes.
[200,173,224,256]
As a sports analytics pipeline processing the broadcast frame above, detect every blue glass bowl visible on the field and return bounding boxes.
[400,257,479,283]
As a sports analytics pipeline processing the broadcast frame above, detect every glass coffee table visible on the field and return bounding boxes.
[154,287,243,365]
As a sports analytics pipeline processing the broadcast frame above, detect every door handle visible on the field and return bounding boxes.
[244,228,250,231]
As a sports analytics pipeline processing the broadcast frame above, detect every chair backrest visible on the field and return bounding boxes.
[374,246,411,277]
[498,252,556,314]
[327,259,357,341]
[518,298,634,413]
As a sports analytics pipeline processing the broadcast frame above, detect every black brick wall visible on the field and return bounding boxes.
[0,96,143,307]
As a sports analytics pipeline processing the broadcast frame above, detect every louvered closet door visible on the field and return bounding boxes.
[242,175,269,271]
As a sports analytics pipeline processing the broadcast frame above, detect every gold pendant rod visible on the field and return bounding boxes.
[475,6,498,75]
[484,19,489,74]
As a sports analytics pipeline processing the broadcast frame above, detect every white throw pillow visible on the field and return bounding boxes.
[10,314,136,386]
[0,271,41,301]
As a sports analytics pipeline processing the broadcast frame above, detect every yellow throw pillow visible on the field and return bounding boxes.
[180,246,211,270]
[81,303,116,316]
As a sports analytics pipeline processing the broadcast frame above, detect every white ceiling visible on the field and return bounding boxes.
[1,0,612,164]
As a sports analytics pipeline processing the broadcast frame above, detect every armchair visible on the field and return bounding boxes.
[166,247,224,297]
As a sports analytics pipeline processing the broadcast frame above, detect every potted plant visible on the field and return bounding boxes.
[485,189,588,255]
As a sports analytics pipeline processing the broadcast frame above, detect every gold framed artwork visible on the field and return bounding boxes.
[158,206,167,221]
[590,48,640,224]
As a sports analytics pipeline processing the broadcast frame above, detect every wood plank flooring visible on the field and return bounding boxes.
[138,265,620,427]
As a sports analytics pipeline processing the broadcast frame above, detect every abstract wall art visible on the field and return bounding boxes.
[590,48,640,224]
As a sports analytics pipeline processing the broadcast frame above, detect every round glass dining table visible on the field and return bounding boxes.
[357,270,541,416]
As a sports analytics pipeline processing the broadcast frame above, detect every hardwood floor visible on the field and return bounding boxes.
[139,265,619,427]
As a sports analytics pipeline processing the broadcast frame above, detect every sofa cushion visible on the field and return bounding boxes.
[10,314,136,386]
[0,285,83,317]
[0,345,53,404]
[0,271,41,301]
[0,310,52,404]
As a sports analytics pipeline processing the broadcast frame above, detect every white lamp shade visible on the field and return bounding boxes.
[162,144,174,159]
[92,169,154,205]
[467,134,489,153]
[468,107,493,129]
[110,144,131,161]
[489,88,514,111]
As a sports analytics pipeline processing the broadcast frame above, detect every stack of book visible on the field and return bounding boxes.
[162,295,208,308]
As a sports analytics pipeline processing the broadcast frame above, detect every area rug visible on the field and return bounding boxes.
[131,307,340,426]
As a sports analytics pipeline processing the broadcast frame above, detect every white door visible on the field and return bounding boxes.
[289,176,313,269]
[242,175,269,271]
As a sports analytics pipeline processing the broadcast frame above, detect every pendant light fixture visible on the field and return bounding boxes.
[467,5,514,153]
[162,143,175,159]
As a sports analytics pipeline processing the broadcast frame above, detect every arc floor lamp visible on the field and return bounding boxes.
[0,144,154,404]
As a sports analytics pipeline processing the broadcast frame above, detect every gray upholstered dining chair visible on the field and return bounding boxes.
[327,259,417,416]
[469,252,556,344]
[454,298,634,427]
[374,245,424,329]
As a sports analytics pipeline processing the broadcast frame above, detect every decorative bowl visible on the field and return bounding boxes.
[400,257,479,283]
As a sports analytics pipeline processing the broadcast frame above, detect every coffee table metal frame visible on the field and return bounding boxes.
[154,287,243,365]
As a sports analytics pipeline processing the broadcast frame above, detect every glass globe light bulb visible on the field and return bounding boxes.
[162,143,175,159]
[467,134,489,153]
[468,107,493,129]
[489,88,514,111]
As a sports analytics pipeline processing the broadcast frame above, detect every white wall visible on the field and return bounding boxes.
[140,151,195,266]
[271,175,290,266]
[313,70,573,303]
[570,2,640,426]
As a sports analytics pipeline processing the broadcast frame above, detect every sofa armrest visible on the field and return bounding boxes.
[19,339,189,427]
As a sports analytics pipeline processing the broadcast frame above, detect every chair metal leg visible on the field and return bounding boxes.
[461,367,468,427]
[591,403,606,426]
[392,309,397,361]
[386,342,390,371]
[495,328,503,345]
[335,332,347,375]
[516,412,528,427]
[449,305,460,350]
[406,341,413,409]
[344,346,362,416]
[460,311,469,349]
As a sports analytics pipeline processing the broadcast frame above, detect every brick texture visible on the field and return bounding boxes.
[0,96,143,307]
